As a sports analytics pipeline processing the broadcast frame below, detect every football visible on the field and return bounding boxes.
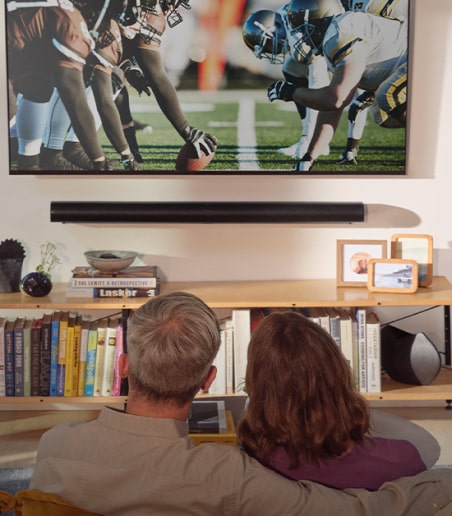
[175,142,215,172]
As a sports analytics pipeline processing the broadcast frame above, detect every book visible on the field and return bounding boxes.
[366,311,382,393]
[84,321,99,396]
[77,316,91,396]
[29,318,42,396]
[64,313,80,396]
[308,307,330,334]
[93,318,108,396]
[23,318,32,397]
[49,311,61,396]
[355,308,367,393]
[0,317,6,397]
[57,311,70,396]
[231,309,251,394]
[100,317,119,396]
[66,285,160,298]
[70,265,159,288]
[39,314,52,396]
[336,308,354,370]
[209,324,227,395]
[188,400,227,434]
[326,307,341,347]
[13,318,25,396]
[4,320,15,396]
[112,321,124,396]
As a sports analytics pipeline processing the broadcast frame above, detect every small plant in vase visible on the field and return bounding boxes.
[21,242,61,297]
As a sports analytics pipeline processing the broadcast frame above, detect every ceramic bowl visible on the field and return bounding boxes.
[84,250,138,273]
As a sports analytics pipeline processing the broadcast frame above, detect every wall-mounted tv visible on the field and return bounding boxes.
[6,0,409,176]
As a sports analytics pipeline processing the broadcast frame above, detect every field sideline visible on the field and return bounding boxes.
[100,88,406,175]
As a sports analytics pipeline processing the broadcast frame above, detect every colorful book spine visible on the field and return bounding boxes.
[112,321,124,396]
[13,318,25,396]
[66,286,159,298]
[84,322,98,396]
[49,311,61,396]
[71,277,158,288]
[0,317,6,397]
[356,308,367,393]
[77,317,91,396]
[4,320,15,396]
[100,318,118,396]
[39,314,52,396]
[63,315,76,396]
[29,318,41,396]
[23,318,32,397]
[93,319,107,396]
[56,312,69,396]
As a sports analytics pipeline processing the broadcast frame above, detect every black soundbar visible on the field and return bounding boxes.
[50,202,365,224]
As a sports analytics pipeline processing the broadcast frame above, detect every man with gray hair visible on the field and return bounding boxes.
[31,292,452,515]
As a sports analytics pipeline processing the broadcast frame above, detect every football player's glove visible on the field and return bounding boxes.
[293,153,314,172]
[125,67,151,97]
[181,125,218,158]
[348,91,375,123]
[267,80,298,102]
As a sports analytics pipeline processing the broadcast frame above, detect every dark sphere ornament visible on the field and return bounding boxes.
[20,272,53,297]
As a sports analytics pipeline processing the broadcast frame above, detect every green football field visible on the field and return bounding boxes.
[101,88,406,175]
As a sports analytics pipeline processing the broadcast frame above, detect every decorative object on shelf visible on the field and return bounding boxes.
[391,234,433,287]
[84,250,138,273]
[336,239,387,287]
[20,241,60,297]
[50,201,366,224]
[0,238,26,293]
[381,325,441,386]
[367,258,419,294]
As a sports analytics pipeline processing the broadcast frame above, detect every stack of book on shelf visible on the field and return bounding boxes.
[66,265,160,298]
[305,306,382,394]
[0,312,125,398]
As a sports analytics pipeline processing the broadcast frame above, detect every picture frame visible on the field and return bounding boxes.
[5,1,410,176]
[336,239,387,287]
[390,234,433,287]
[367,258,418,294]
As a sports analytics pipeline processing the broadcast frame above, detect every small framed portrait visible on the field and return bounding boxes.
[367,258,419,293]
[336,239,387,287]
[391,234,433,287]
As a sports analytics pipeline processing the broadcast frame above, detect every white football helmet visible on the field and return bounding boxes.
[287,0,344,63]
[242,10,288,64]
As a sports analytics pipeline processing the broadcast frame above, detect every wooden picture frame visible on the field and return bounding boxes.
[336,239,387,287]
[367,258,418,293]
[390,234,433,287]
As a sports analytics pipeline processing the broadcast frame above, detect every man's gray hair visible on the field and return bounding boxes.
[127,291,221,405]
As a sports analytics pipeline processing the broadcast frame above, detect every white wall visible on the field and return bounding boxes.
[1,2,451,291]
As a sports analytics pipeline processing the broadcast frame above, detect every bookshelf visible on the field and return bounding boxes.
[0,276,451,408]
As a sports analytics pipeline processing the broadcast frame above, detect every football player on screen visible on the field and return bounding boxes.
[267,0,408,172]
[6,0,131,171]
[242,5,335,160]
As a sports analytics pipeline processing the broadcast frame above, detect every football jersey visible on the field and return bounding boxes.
[348,0,408,20]
[322,11,407,92]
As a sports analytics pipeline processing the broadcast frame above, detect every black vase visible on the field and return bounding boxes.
[20,272,53,297]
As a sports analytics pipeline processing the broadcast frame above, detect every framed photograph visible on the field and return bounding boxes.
[367,258,418,294]
[336,239,387,287]
[5,1,410,176]
[390,234,433,287]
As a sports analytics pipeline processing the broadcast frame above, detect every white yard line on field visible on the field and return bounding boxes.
[237,97,259,170]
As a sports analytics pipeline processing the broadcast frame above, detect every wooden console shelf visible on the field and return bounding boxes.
[1,276,451,408]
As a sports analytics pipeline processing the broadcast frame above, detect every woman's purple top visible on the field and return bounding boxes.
[264,437,426,490]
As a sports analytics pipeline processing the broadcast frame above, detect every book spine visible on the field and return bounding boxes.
[30,322,41,396]
[64,325,75,396]
[0,320,5,397]
[356,309,367,393]
[39,318,51,396]
[84,325,98,396]
[93,323,107,396]
[366,315,381,393]
[100,322,117,396]
[57,315,68,397]
[23,322,32,397]
[49,317,60,396]
[77,324,90,396]
[232,310,251,394]
[111,323,124,396]
[13,322,24,396]
[71,277,158,288]
[4,325,15,396]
